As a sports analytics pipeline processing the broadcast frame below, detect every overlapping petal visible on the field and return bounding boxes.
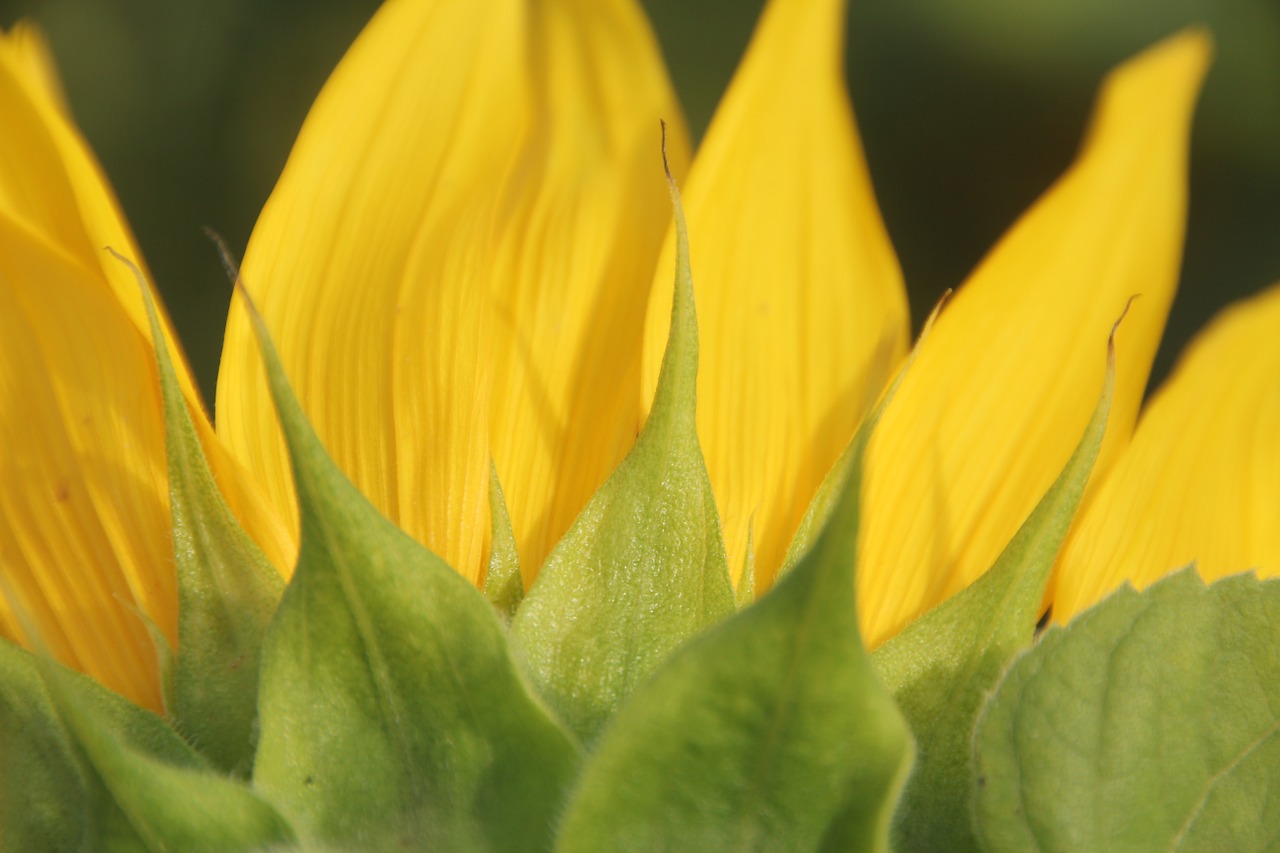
[1,0,1253,725]
[641,0,909,591]
[858,30,1210,647]
[484,0,691,587]
[0,222,170,709]
[0,26,291,709]
[0,25,189,399]
[217,0,688,586]
[1052,283,1280,622]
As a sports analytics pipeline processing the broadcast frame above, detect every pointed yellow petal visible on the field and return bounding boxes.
[858,30,1210,648]
[0,27,291,705]
[1052,283,1280,622]
[487,0,690,586]
[218,0,525,583]
[0,24,290,563]
[0,25,196,403]
[0,22,68,110]
[1,218,169,711]
[641,0,909,592]
[218,0,688,586]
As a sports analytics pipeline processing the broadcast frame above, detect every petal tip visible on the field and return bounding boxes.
[0,20,70,112]
[1094,27,1213,132]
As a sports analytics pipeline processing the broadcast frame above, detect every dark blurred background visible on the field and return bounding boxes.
[2,0,1277,405]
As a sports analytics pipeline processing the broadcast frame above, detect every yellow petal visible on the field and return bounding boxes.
[858,30,1210,648]
[485,0,691,587]
[0,27,291,707]
[641,0,909,592]
[1052,283,1280,622]
[0,25,194,402]
[0,216,170,711]
[0,22,68,110]
[217,0,689,586]
[0,27,291,562]
[218,0,522,584]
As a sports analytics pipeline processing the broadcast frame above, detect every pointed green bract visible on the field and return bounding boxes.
[780,434,859,580]
[552,392,912,852]
[117,250,284,775]
[974,569,1280,852]
[870,337,1115,851]
[134,607,176,716]
[0,639,146,851]
[780,302,944,580]
[38,653,296,851]
[4,640,205,770]
[484,462,523,622]
[0,638,292,851]
[237,281,579,851]
[736,525,756,609]
[509,170,735,744]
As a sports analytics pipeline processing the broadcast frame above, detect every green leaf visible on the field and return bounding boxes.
[484,462,523,622]
[974,569,1280,853]
[117,249,284,775]
[870,335,1115,851]
[235,277,579,851]
[509,167,735,744]
[553,384,912,852]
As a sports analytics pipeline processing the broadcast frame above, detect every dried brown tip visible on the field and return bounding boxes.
[919,288,955,340]
[660,119,673,183]
[203,227,265,322]
[1110,294,1141,345]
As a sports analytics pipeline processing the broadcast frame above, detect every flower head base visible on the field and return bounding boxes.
[1,0,1278,849]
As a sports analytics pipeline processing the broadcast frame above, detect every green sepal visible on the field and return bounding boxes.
[38,650,295,851]
[553,385,912,852]
[974,569,1280,852]
[0,639,147,852]
[778,434,857,581]
[121,250,284,774]
[132,605,176,716]
[779,299,946,581]
[735,524,756,610]
[0,638,294,852]
[870,337,1114,851]
[484,462,524,622]
[510,172,735,744]
[236,284,579,851]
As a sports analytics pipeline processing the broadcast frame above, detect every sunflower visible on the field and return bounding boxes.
[1,0,1273,741]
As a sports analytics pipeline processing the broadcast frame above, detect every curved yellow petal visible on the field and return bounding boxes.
[641,0,909,592]
[858,30,1210,647]
[1052,283,1280,622]
[0,27,292,564]
[217,0,688,586]
[218,0,525,583]
[0,25,191,401]
[0,27,291,707]
[485,0,691,587]
[0,217,166,711]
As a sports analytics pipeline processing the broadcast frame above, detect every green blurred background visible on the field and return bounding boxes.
[2,0,1277,404]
